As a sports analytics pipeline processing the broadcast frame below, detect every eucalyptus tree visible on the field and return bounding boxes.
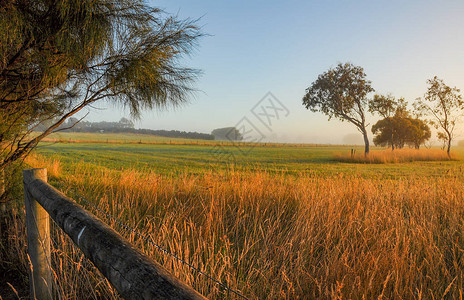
[371,115,431,149]
[414,77,463,157]
[302,63,374,155]
[0,0,202,171]
[368,95,407,150]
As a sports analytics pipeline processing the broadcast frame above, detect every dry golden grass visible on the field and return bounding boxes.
[4,154,464,299]
[26,154,62,177]
[335,148,457,163]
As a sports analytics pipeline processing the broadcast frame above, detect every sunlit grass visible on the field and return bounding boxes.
[335,148,457,163]
[3,153,461,299]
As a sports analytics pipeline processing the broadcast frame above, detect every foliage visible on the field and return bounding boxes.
[407,118,432,148]
[372,115,431,149]
[302,62,374,154]
[368,94,401,119]
[0,0,202,171]
[414,77,463,156]
[211,127,243,141]
[369,94,409,150]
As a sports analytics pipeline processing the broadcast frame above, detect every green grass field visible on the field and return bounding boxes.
[41,131,212,144]
[37,132,464,178]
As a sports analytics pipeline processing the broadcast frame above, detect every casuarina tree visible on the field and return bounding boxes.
[0,0,202,198]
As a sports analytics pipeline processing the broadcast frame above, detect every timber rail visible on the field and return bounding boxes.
[23,168,206,300]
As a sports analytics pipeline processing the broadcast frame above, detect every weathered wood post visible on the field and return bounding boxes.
[24,168,52,300]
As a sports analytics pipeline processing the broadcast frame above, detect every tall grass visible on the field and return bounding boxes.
[4,154,464,298]
[335,148,457,163]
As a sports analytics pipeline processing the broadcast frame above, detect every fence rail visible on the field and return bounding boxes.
[23,168,206,300]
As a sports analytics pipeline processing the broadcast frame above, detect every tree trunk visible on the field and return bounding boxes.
[362,129,369,155]
[390,122,394,151]
[447,138,451,158]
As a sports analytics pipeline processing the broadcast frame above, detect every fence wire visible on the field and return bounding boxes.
[64,186,248,300]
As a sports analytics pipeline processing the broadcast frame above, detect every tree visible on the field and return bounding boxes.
[414,77,463,157]
[302,63,374,155]
[372,117,405,149]
[211,127,243,141]
[119,118,134,129]
[372,114,431,149]
[368,94,406,150]
[0,0,202,172]
[368,94,398,119]
[407,118,431,149]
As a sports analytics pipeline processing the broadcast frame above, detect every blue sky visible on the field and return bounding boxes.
[85,0,464,144]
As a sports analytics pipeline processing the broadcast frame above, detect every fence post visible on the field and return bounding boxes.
[24,168,52,300]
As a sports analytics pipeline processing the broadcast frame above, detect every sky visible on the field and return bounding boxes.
[84,0,464,144]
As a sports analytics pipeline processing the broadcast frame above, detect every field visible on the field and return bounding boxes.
[4,132,464,299]
[38,132,464,178]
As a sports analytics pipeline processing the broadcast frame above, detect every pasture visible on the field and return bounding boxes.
[4,132,464,299]
[38,132,463,178]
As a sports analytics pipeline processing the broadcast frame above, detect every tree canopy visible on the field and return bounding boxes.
[211,127,243,141]
[372,115,431,149]
[302,62,374,154]
[0,0,202,170]
[368,94,408,150]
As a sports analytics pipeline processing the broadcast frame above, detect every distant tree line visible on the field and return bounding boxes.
[40,117,215,140]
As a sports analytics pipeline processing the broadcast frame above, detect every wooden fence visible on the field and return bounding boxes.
[23,168,206,300]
